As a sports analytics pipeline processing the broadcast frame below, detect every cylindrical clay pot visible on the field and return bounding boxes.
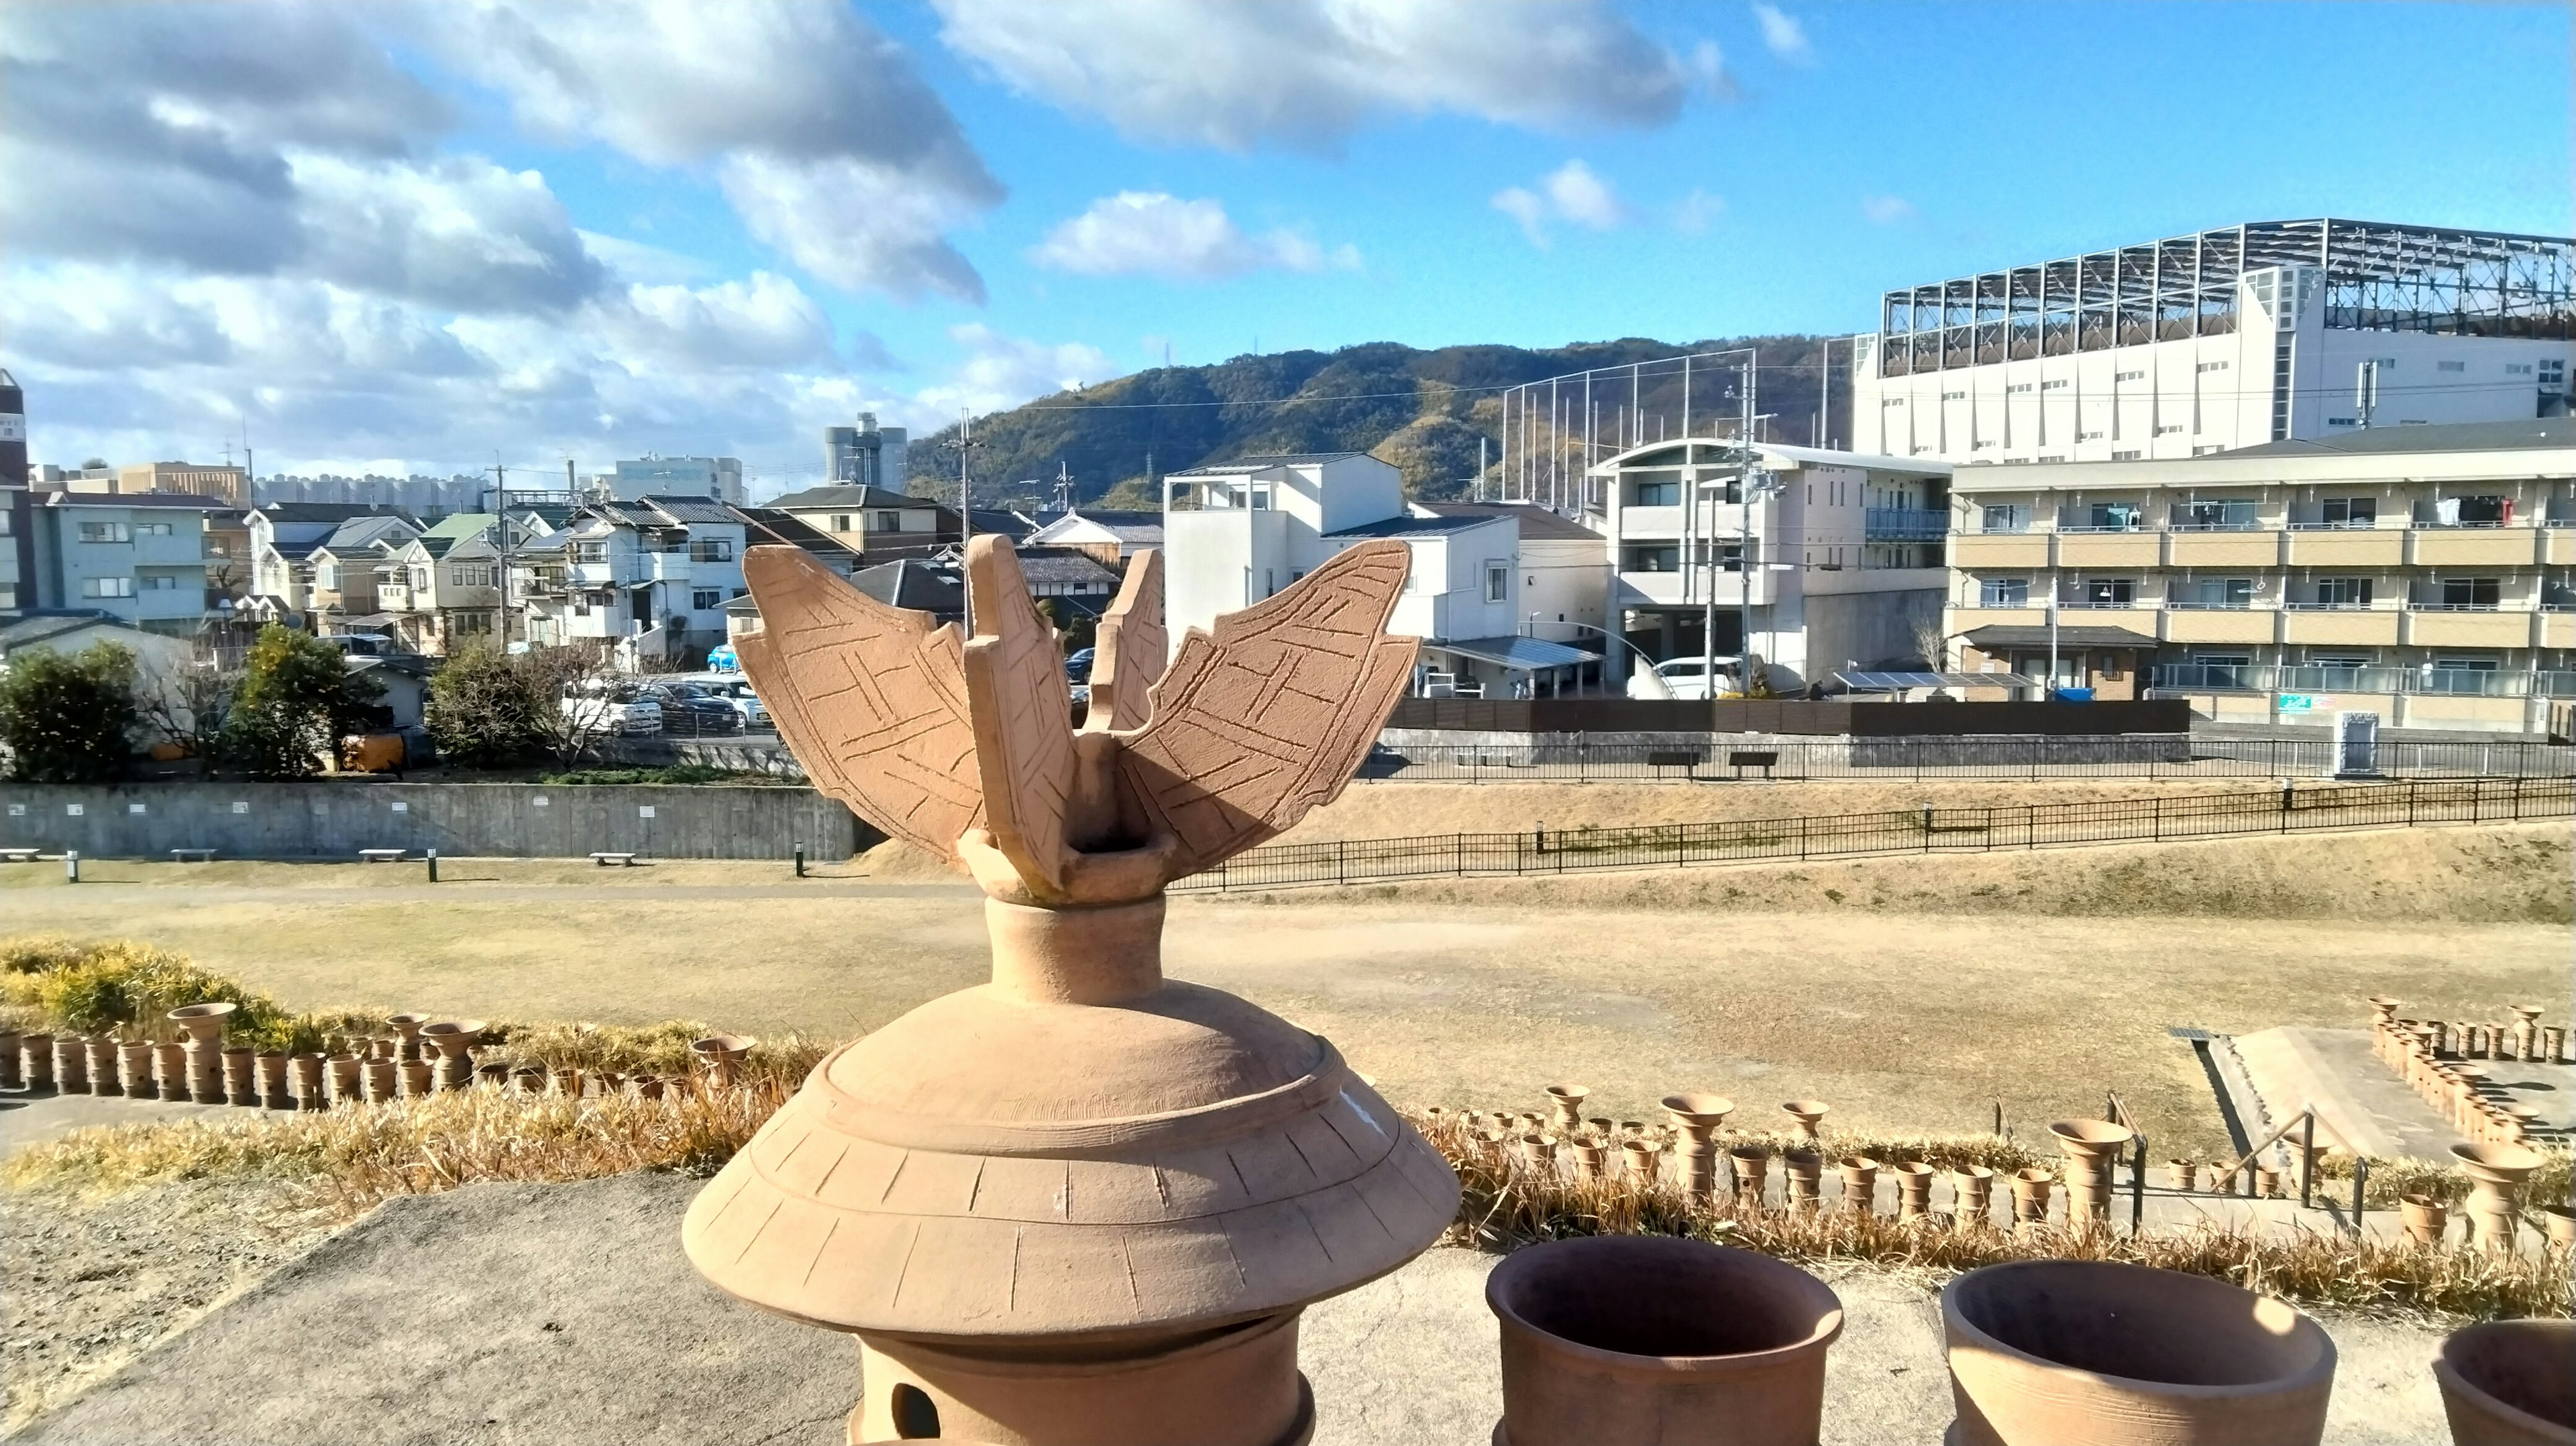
[154,1042,189,1101]
[52,1035,89,1094]
[1941,1260,2335,1446]
[0,1031,19,1089]
[256,1053,292,1111]
[221,1048,258,1107]
[1488,1235,1843,1446]
[20,1034,54,1091]
[87,1036,117,1095]
[2432,1319,2576,1446]
[121,1041,156,1099]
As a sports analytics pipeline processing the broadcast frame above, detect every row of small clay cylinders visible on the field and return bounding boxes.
[2164,1161,2288,1197]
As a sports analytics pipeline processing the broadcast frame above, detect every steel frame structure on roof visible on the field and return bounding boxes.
[1873,219,2575,377]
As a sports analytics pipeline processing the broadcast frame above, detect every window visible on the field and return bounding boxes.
[2111,449,2142,460]
[2314,577,2372,607]
[872,510,900,531]
[450,565,494,588]
[78,520,131,543]
[2196,360,2229,373]
[82,575,136,598]
[2006,383,2033,394]
[2439,577,2502,608]
[575,541,608,564]
[828,514,853,532]
[1980,504,2030,534]
[318,563,341,588]
[140,573,182,591]
[2180,577,2255,608]
[2039,454,2066,463]
[2088,503,2142,530]
[2079,579,2134,606]
[205,539,229,556]
[1980,577,2030,606]
[2041,379,2069,390]
[2320,497,2376,527]
[2115,370,2145,382]
[2506,363,2534,377]
[2155,424,2184,435]
[455,613,492,635]
[134,520,174,536]
[692,589,724,611]
[2176,499,2256,530]
[2436,360,2465,373]
[688,539,734,563]
[1632,480,1679,507]
[1942,390,1966,401]
[2078,430,2104,441]
[1485,563,1509,603]
[2446,496,2508,525]
[2327,417,2358,427]
[1626,544,1680,573]
[2433,656,2498,672]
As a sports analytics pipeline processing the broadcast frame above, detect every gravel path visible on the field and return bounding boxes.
[1,1178,340,1431]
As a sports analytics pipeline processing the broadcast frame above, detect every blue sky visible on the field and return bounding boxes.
[3,1,2566,495]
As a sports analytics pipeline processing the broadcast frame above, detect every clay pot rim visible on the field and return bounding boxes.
[2399,1192,2447,1211]
[1943,1260,2336,1401]
[166,1003,237,1021]
[2047,1118,2137,1152]
[2432,1321,2576,1441]
[420,1019,487,1038]
[691,1034,757,1054]
[1838,1156,1880,1172]
[2012,1168,2053,1185]
[386,1013,431,1028]
[1543,1082,1590,1102]
[2450,1141,2545,1176]
[1660,1092,1734,1123]
[1727,1144,1770,1160]
[219,1046,255,1058]
[1953,1164,1996,1180]
[1894,1161,1937,1176]
[1486,1237,1845,1376]
[1780,1099,1829,1116]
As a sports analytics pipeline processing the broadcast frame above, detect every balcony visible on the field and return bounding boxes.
[2404,609,2535,648]
[2284,528,2404,567]
[2055,531,2160,567]
[2151,664,2576,699]
[1950,533,2049,567]
[2165,530,2281,567]
[1862,508,1947,541]
[2408,529,2540,566]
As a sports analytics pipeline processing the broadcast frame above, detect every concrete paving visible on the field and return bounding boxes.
[15,1172,2460,1446]
[0,1087,233,1159]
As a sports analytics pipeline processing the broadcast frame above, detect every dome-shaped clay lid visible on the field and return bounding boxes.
[684,984,1458,1341]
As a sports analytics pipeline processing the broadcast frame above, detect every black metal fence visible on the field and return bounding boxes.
[1171,777,2574,893]
[1356,736,2576,783]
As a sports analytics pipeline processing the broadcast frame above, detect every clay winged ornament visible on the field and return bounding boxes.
[739,537,1416,905]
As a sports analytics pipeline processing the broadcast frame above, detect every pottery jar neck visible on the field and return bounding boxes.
[985,895,1165,1006]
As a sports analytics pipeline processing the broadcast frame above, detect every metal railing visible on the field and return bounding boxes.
[1863,508,1948,541]
[1172,777,2574,892]
[1354,736,2576,783]
[2152,665,2576,698]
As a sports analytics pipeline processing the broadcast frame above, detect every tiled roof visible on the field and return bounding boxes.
[850,558,963,614]
[1014,549,1121,587]
[766,484,926,510]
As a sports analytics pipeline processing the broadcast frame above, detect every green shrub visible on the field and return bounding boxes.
[0,936,292,1044]
[217,626,382,779]
[0,641,140,782]
[425,641,547,767]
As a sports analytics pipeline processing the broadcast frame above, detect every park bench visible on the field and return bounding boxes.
[1646,749,1703,775]
[589,851,640,867]
[169,848,217,863]
[358,848,407,864]
[0,848,40,864]
[1727,750,1781,780]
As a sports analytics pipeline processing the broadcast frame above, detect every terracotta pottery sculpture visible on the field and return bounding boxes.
[2542,1027,2566,1065]
[154,1041,189,1101]
[2509,1006,2544,1063]
[1782,1150,1825,1213]
[2400,1193,2449,1247]
[2009,1169,2053,1233]
[0,1030,18,1089]
[1729,1145,1770,1205]
[1894,1161,1936,1221]
[328,1055,363,1105]
[386,1012,430,1063]
[420,1021,485,1091]
[221,1047,258,1106]
[2165,1158,2194,1192]
[511,1066,545,1093]
[400,1060,433,1097]
[1544,1084,1590,1136]
[2047,1119,2133,1228]
[550,1066,582,1099]
[1517,1132,1556,1172]
[21,1034,55,1091]
[688,1034,752,1090]
[1661,1094,1735,1203]
[2253,1166,2282,1200]
[1622,1139,1662,1188]
[1780,1100,1829,1139]
[1836,1156,1880,1215]
[119,1040,155,1099]
[292,1054,326,1110]
[2535,1205,2573,1255]
[1572,1140,1607,1182]
[363,1058,396,1103]
[168,1001,235,1103]
[636,1074,667,1101]
[686,539,1456,1446]
[1941,1260,2335,1446]
[1487,1235,1843,1446]
[2451,1143,2545,1257]
[1951,1166,1995,1229]
[256,1052,293,1110]
[51,1036,89,1095]
[2434,1320,2576,1446]
[86,1036,118,1096]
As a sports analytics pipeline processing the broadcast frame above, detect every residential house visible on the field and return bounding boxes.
[763,484,1033,564]
[1581,441,1951,690]
[1023,508,1163,568]
[1016,549,1122,613]
[21,492,231,633]
[1942,417,2576,733]
[1412,502,1609,665]
[513,495,747,667]
[737,508,866,577]
[377,514,507,655]
[1163,452,1589,697]
[305,512,427,633]
[246,503,419,618]
[0,610,211,744]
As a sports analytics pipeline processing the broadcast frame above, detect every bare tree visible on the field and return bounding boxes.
[132,644,241,767]
[518,641,623,767]
[1908,611,1952,672]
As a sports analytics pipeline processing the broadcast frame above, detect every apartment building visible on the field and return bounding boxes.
[20,492,227,632]
[1854,220,2572,467]
[1163,453,1601,696]
[610,455,744,505]
[1580,440,1950,689]
[1943,418,2576,732]
[115,460,250,506]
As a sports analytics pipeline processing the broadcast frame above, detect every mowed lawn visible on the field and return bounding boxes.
[6,852,2559,1158]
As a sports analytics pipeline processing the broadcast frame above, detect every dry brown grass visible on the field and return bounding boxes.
[1414,1111,2575,1321]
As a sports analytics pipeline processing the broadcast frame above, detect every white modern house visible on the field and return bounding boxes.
[513,496,747,667]
[1582,440,1951,690]
[1163,453,1603,696]
[1853,219,2573,467]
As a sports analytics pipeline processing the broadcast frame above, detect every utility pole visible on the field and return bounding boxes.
[490,461,515,648]
[951,412,980,635]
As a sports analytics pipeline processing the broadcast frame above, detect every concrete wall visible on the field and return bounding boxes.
[0,781,875,860]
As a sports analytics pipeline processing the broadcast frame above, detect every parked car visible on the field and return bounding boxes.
[1065,647,1095,684]
[561,680,662,736]
[1627,655,1743,702]
[687,675,771,729]
[641,681,745,736]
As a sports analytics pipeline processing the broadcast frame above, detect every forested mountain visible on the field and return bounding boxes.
[904,334,1851,510]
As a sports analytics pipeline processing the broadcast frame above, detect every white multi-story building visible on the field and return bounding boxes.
[513,496,747,667]
[610,455,744,505]
[1581,440,1950,689]
[1854,220,2573,468]
[1163,453,1605,696]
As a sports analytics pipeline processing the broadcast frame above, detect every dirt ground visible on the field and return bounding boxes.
[4,820,2564,1158]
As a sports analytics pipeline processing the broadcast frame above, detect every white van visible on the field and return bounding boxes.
[1627,655,1743,702]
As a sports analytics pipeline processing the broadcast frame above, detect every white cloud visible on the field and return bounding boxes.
[1673,188,1726,235]
[906,325,1122,426]
[933,0,1700,153]
[1752,4,1813,64]
[1862,194,1916,225]
[447,0,1002,301]
[1030,192,1355,281]
[1493,161,1631,247]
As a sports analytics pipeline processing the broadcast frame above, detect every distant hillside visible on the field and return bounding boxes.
[905,334,1850,510]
